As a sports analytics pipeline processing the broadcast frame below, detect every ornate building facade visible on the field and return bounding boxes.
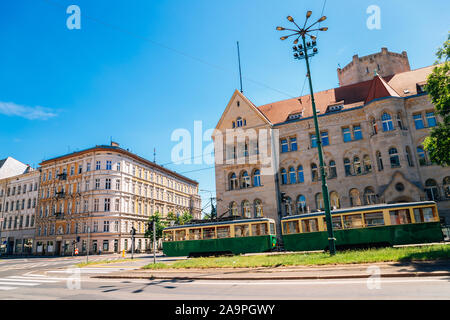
[34,143,201,255]
[213,48,450,233]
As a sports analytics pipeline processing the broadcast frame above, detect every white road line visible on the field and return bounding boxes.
[6,277,58,283]
[0,286,18,290]
[0,281,39,286]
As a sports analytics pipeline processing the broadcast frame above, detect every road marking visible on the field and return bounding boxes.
[6,277,58,283]
[0,281,39,286]
[0,286,18,290]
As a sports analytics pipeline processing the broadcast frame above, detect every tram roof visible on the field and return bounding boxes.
[163,217,276,230]
[281,201,437,221]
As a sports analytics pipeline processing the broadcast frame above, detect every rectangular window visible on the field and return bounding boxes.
[342,127,352,142]
[70,166,74,176]
[289,137,297,151]
[426,112,437,127]
[301,219,318,233]
[321,132,329,146]
[163,231,174,242]
[343,214,363,229]
[78,165,82,174]
[96,161,101,170]
[106,160,112,170]
[217,226,231,238]
[115,199,120,211]
[103,221,110,232]
[105,178,111,190]
[413,207,436,223]
[251,223,268,236]
[323,216,343,231]
[188,228,202,240]
[310,134,317,148]
[283,221,299,234]
[413,114,425,129]
[94,199,99,212]
[389,209,411,225]
[280,139,288,153]
[353,125,363,140]
[364,212,385,227]
[95,179,100,190]
[175,230,186,241]
[234,224,250,237]
[202,227,215,240]
[116,162,121,171]
[104,199,110,212]
[86,163,91,172]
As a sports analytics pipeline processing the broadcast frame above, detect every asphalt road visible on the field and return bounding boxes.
[0,256,449,300]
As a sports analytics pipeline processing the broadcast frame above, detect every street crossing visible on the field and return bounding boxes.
[0,274,65,291]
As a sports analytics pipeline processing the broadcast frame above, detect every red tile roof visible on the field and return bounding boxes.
[255,66,434,125]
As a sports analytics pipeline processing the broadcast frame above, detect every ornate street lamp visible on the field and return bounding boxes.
[277,11,336,255]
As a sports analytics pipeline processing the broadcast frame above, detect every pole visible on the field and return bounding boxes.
[237,41,243,93]
[86,226,90,263]
[131,232,134,260]
[301,34,336,255]
[153,220,156,264]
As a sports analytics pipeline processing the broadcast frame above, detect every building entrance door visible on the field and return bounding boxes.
[55,241,62,255]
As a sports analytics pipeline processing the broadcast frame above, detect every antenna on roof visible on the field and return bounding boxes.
[153,148,156,163]
[237,41,243,93]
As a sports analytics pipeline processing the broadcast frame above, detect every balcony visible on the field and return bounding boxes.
[57,173,67,181]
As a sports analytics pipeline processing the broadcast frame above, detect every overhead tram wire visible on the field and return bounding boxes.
[40,0,296,99]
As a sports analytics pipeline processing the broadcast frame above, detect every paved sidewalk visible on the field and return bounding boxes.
[93,260,450,280]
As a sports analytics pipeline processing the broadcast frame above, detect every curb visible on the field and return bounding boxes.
[92,271,450,281]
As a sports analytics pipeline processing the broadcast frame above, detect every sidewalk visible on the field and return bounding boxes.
[92,260,450,280]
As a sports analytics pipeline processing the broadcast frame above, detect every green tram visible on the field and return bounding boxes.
[162,218,277,257]
[281,201,444,251]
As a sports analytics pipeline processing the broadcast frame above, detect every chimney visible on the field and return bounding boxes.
[111,141,120,147]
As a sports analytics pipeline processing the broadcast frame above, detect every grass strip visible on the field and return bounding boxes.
[76,258,135,268]
[142,244,450,269]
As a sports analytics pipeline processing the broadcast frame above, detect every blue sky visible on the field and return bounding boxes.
[0,0,449,211]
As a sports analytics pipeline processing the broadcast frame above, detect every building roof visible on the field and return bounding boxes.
[39,145,199,186]
[254,65,435,125]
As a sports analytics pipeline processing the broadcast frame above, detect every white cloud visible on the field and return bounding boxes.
[0,101,57,120]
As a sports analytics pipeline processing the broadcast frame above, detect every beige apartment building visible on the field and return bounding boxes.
[34,143,201,255]
[213,48,450,233]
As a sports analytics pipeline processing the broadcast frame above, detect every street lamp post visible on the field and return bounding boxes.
[277,11,336,255]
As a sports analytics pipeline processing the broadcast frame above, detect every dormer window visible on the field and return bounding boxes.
[326,104,343,113]
[416,83,426,94]
[288,111,303,120]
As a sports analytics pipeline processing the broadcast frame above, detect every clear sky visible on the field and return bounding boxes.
[0,0,449,212]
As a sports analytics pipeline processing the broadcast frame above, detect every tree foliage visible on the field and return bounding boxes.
[145,212,166,241]
[423,32,450,166]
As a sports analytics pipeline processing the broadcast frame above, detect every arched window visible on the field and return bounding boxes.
[443,177,450,199]
[284,196,292,215]
[296,195,306,214]
[241,200,251,218]
[253,169,261,187]
[376,151,384,171]
[229,173,238,190]
[349,189,361,206]
[297,165,304,183]
[328,160,337,179]
[406,146,414,167]
[425,179,439,201]
[363,187,377,205]
[289,167,296,184]
[280,168,287,185]
[311,163,318,182]
[389,147,400,168]
[236,117,243,127]
[381,113,394,131]
[363,155,372,173]
[240,171,250,188]
[254,199,263,217]
[370,117,378,135]
[417,146,427,166]
[329,191,340,209]
[315,193,324,210]
[353,156,362,175]
[344,158,352,176]
[229,202,238,216]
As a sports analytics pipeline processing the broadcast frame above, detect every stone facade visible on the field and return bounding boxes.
[214,51,450,237]
[34,143,201,256]
[337,48,411,86]
[0,168,39,255]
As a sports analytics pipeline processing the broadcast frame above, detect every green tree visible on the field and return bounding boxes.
[423,32,450,166]
[179,211,193,225]
[145,212,166,241]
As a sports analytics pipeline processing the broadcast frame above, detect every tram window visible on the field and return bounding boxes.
[413,207,435,223]
[234,224,250,237]
[284,221,299,234]
[175,230,186,241]
[203,227,216,239]
[163,231,173,242]
[189,228,202,240]
[301,219,318,233]
[252,223,268,236]
[343,214,363,229]
[270,223,275,235]
[323,216,343,230]
[217,226,231,238]
[389,209,411,225]
[364,212,385,226]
